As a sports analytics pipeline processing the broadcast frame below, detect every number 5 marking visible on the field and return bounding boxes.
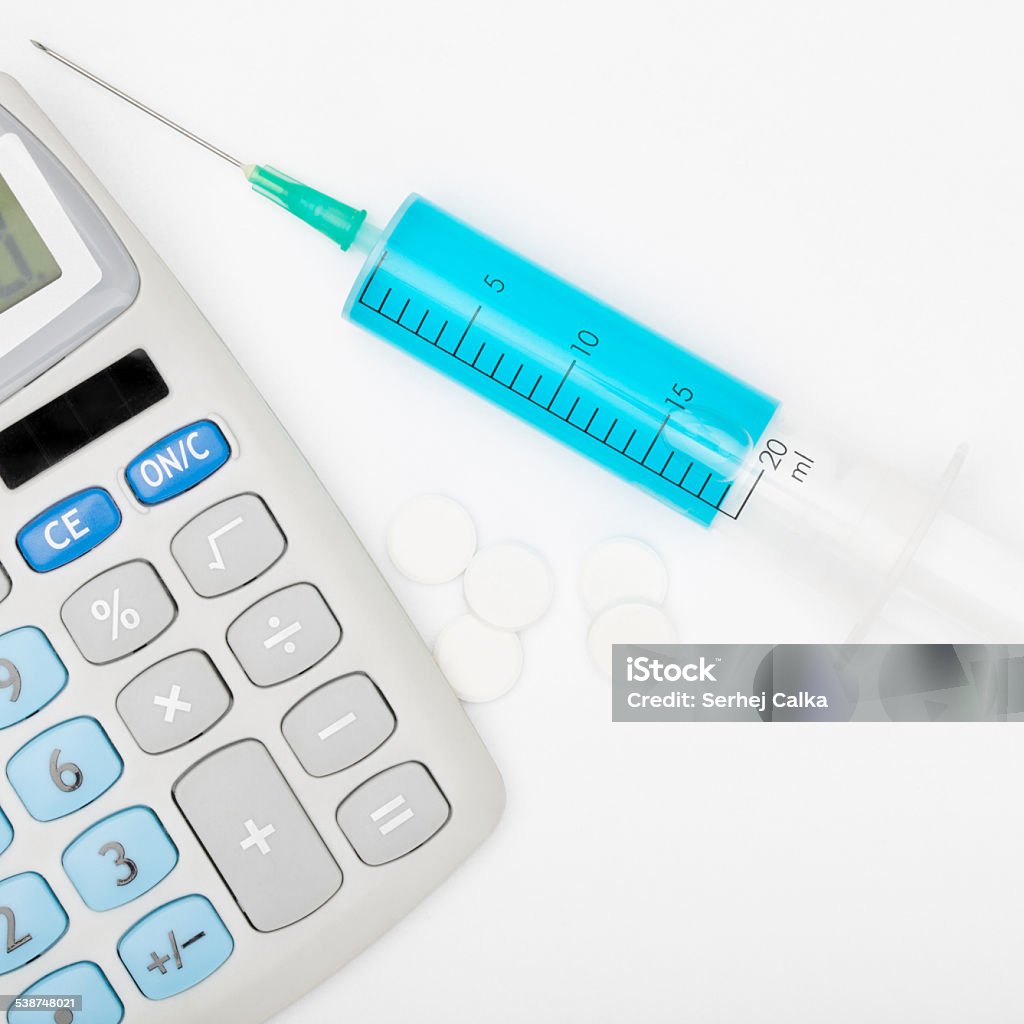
[98,841,138,887]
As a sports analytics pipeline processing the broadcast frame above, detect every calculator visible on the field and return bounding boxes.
[0,74,504,1023]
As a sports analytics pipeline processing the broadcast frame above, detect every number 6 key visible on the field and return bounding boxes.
[7,717,123,821]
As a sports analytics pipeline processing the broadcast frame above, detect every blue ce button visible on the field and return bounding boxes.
[17,488,122,573]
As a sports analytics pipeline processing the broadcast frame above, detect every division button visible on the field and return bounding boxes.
[336,762,450,866]
[171,494,286,598]
[226,584,340,687]
[117,651,231,754]
[174,739,342,931]
[61,561,176,665]
[282,674,396,777]
[117,894,232,999]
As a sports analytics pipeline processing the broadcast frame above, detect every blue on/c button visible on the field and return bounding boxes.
[126,420,230,505]
[17,489,121,573]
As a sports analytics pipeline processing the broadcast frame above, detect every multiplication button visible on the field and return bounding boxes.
[172,494,286,597]
[227,584,340,687]
[174,739,342,931]
[117,651,231,754]
[337,762,450,866]
[61,561,176,664]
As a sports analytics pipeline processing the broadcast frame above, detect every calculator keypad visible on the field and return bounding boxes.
[116,651,231,754]
[172,493,286,597]
[0,627,68,730]
[1,413,462,1010]
[226,584,341,687]
[61,561,177,664]
[117,894,233,1000]
[7,717,123,822]
[9,961,124,1024]
[62,806,178,911]
[174,739,342,932]
[336,762,451,866]
[0,872,68,975]
[283,674,396,778]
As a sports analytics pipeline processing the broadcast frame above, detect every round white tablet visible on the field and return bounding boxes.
[580,538,669,613]
[464,543,554,630]
[387,494,477,584]
[587,602,676,677]
[433,614,524,702]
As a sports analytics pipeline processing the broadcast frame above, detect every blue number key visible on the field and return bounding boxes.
[9,961,123,1024]
[0,873,68,975]
[118,894,233,1000]
[63,806,178,911]
[0,628,68,730]
[0,809,12,857]
[7,718,123,822]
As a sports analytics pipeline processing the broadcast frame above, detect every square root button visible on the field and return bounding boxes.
[337,762,450,866]
[227,584,340,686]
[282,674,396,777]
[172,494,286,598]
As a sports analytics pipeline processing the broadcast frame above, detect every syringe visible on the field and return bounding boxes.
[33,41,1024,641]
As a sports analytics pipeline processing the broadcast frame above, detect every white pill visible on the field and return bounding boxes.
[580,538,669,613]
[433,614,524,702]
[464,543,554,630]
[387,495,477,584]
[587,602,676,677]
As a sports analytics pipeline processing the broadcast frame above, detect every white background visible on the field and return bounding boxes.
[4,2,1024,1020]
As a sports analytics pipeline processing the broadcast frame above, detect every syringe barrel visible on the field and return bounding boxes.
[344,195,779,527]
[342,196,1023,639]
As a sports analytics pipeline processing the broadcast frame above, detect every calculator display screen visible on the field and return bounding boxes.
[0,171,62,315]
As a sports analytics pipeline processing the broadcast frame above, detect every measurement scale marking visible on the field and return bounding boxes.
[546,360,576,411]
[356,253,762,519]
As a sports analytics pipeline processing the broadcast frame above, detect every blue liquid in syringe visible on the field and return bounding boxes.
[345,196,779,526]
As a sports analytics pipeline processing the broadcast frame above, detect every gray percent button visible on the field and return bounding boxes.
[227,584,341,686]
[282,674,396,777]
[0,564,10,604]
[172,494,286,598]
[174,739,342,931]
[62,561,176,664]
[117,651,232,753]
[337,762,450,866]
